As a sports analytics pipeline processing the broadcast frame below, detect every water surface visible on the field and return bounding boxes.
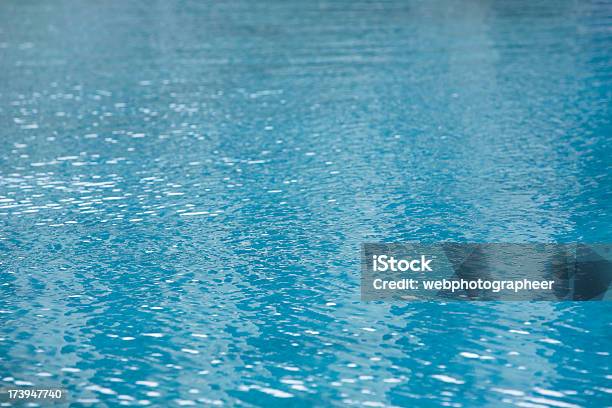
[0,0,611,406]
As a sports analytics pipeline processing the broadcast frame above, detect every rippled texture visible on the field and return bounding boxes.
[1,0,611,406]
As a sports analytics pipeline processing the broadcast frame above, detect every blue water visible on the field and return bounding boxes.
[1,0,611,406]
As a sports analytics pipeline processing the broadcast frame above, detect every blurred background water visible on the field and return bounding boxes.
[0,0,611,406]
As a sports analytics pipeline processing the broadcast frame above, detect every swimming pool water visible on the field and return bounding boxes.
[0,0,611,406]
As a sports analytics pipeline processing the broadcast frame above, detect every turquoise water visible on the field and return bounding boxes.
[1,0,611,406]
